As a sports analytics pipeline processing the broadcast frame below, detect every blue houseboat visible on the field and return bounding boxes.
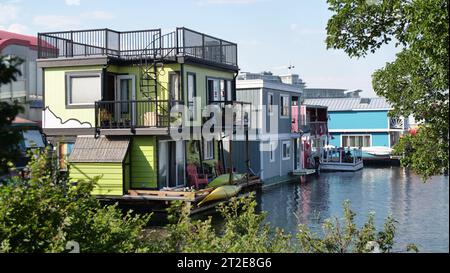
[302,97,409,160]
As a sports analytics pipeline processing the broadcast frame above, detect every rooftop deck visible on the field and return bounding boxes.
[37,27,238,68]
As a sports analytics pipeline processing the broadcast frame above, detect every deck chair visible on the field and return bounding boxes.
[215,161,225,176]
[186,164,208,189]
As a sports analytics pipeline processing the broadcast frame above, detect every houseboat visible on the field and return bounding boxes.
[303,97,409,162]
[228,72,328,185]
[37,27,257,210]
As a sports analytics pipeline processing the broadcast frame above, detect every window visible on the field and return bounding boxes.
[66,73,101,107]
[282,141,291,160]
[187,73,196,119]
[22,130,45,148]
[268,93,274,115]
[342,135,371,148]
[269,142,275,162]
[207,78,232,102]
[226,80,233,101]
[281,95,289,117]
[59,142,74,170]
[169,72,181,101]
[203,139,214,160]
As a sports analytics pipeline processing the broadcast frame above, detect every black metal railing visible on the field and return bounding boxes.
[209,100,251,127]
[95,100,182,130]
[38,27,238,67]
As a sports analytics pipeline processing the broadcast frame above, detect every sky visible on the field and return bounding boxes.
[0,0,401,97]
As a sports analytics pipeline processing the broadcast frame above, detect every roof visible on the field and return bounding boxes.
[0,30,39,51]
[237,79,302,94]
[69,136,130,163]
[302,97,391,111]
[12,117,37,124]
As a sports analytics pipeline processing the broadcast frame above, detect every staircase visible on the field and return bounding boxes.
[137,32,177,127]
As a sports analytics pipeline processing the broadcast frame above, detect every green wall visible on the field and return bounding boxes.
[70,162,123,196]
[130,136,157,189]
[107,63,180,101]
[44,65,104,127]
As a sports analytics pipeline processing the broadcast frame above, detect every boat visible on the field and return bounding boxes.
[198,185,242,206]
[362,146,393,156]
[320,147,364,172]
[207,173,246,188]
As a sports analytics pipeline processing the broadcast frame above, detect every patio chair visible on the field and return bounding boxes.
[186,164,208,189]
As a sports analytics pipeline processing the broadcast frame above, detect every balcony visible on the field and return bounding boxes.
[95,100,183,134]
[38,28,238,68]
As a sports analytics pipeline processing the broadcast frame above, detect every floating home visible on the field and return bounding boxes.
[303,97,409,160]
[37,27,254,201]
[229,72,329,184]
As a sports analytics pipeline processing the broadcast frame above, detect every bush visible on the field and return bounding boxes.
[0,149,151,253]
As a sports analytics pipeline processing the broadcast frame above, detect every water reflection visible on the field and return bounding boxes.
[258,166,449,252]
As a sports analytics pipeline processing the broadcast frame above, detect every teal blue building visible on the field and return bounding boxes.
[303,98,408,159]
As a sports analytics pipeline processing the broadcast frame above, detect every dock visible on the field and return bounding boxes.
[291,169,316,176]
[98,175,262,215]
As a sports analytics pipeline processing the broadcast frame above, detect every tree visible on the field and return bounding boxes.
[326,0,449,178]
[0,55,24,174]
[0,149,152,253]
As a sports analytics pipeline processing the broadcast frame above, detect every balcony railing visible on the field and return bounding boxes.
[95,100,182,130]
[38,27,238,67]
[209,100,251,127]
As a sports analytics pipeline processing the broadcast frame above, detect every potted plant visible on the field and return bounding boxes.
[99,109,112,127]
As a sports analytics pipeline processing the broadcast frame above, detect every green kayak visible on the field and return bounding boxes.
[207,173,246,188]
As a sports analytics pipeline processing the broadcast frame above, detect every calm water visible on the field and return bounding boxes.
[257,166,449,253]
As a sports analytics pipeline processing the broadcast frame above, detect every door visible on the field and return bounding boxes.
[293,139,300,170]
[158,140,186,188]
[115,75,136,125]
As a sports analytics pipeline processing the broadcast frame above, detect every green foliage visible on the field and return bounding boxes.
[159,194,293,253]
[0,55,23,85]
[0,55,25,174]
[297,200,409,253]
[326,0,449,178]
[0,149,151,253]
[156,197,414,253]
[393,125,449,179]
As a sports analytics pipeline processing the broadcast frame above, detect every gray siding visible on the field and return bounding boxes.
[0,44,43,122]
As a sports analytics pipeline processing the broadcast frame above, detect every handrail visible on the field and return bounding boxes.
[38,28,238,67]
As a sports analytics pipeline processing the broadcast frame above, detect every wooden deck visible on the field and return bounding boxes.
[97,175,262,215]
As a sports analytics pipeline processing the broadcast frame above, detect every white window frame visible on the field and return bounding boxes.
[66,72,102,108]
[203,139,214,160]
[340,134,372,148]
[281,140,291,160]
[280,94,290,118]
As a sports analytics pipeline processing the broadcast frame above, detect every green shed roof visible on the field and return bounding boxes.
[69,136,130,163]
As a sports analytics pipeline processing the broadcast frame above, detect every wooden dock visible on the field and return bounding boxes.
[97,175,262,215]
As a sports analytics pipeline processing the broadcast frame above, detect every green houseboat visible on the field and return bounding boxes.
[37,27,249,197]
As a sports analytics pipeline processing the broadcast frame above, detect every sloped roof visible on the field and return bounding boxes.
[69,136,130,163]
[0,30,39,51]
[302,97,391,111]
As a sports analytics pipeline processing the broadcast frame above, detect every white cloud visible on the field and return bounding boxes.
[0,4,18,24]
[65,0,81,6]
[2,23,29,34]
[33,15,81,30]
[81,11,115,20]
